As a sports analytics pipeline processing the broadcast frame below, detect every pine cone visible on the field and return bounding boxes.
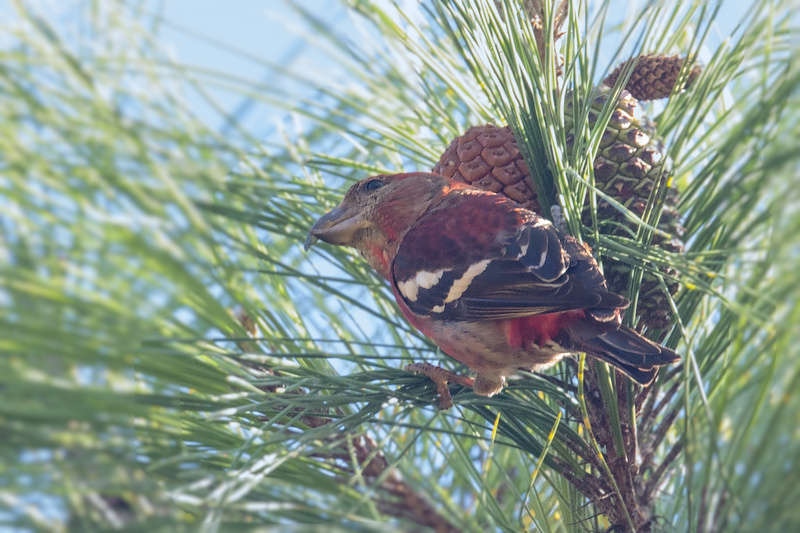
[433,124,541,212]
[603,54,701,101]
[566,87,683,331]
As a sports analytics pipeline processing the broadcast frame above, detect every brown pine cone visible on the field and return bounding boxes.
[603,54,702,101]
[433,124,542,212]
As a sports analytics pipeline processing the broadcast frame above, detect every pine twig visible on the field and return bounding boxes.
[235,311,461,532]
[642,441,683,505]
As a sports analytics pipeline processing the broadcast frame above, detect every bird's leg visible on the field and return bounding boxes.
[405,362,474,410]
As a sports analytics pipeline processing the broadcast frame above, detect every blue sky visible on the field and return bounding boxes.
[153,1,746,142]
[0,0,354,141]
[0,0,748,142]
[158,1,352,137]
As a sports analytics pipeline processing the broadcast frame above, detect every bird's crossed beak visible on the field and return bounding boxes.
[304,205,370,251]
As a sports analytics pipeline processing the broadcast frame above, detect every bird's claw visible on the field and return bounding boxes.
[405,362,474,409]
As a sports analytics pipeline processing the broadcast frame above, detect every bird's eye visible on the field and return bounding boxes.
[364,179,385,192]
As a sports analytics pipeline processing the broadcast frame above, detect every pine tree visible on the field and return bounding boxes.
[2,1,798,532]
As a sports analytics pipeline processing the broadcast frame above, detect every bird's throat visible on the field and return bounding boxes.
[362,241,393,280]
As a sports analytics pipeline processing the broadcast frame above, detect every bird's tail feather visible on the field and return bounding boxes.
[582,327,681,386]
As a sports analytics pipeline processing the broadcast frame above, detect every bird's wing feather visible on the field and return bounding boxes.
[392,191,627,320]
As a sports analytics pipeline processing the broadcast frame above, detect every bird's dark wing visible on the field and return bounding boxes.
[392,191,628,320]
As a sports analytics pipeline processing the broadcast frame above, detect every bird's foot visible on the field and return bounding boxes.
[405,362,474,409]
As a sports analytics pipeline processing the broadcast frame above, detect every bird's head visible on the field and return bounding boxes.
[305,172,455,278]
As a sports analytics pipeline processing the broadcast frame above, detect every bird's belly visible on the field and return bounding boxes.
[428,319,571,375]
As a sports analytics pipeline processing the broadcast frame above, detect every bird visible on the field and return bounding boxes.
[305,172,680,408]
